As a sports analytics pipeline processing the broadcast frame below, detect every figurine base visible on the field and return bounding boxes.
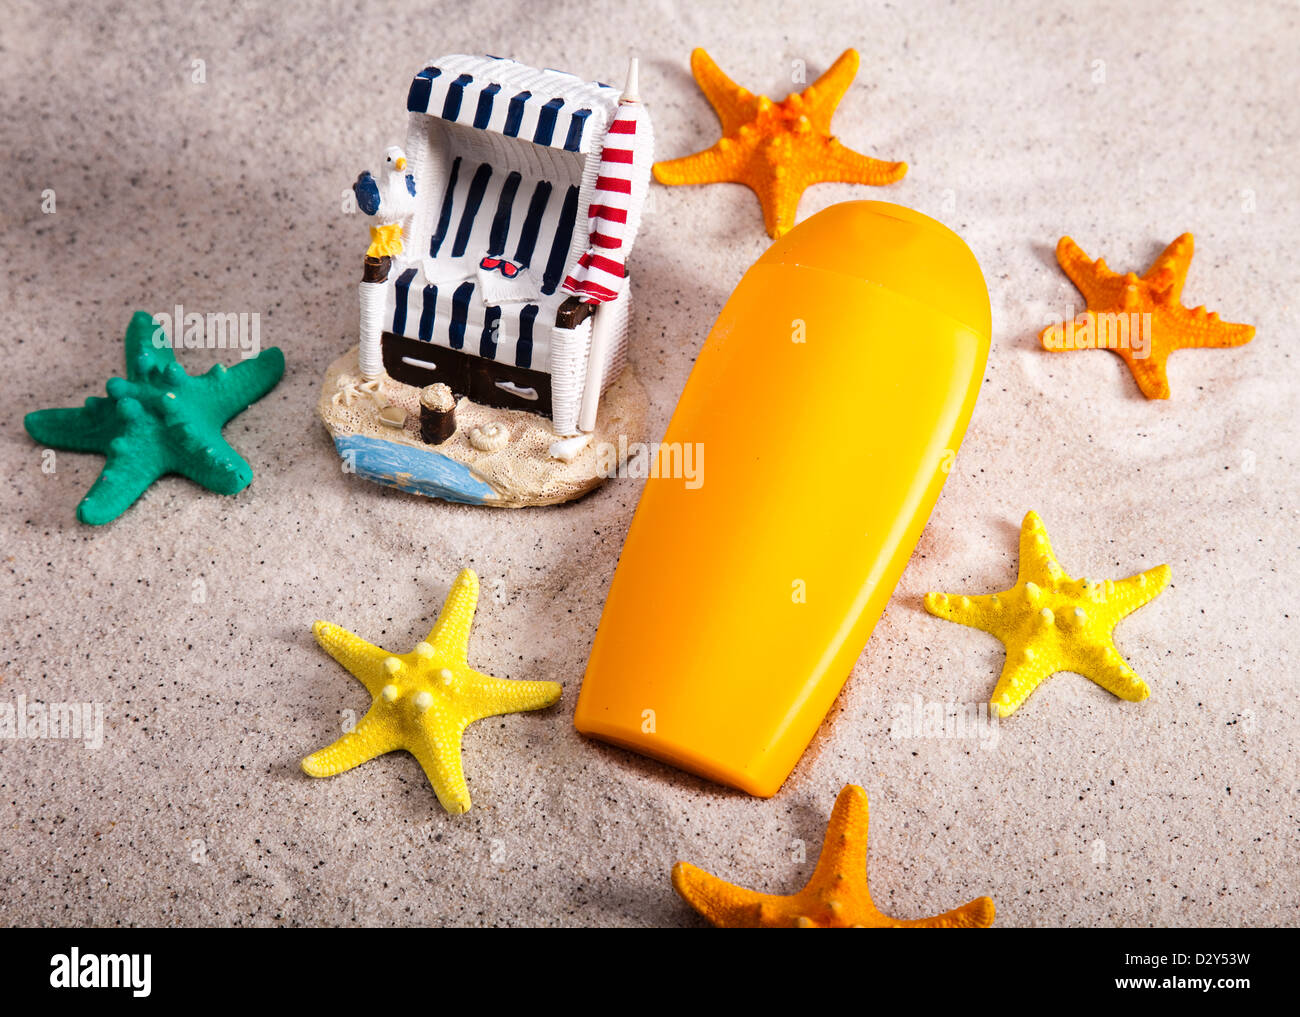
[317,346,648,507]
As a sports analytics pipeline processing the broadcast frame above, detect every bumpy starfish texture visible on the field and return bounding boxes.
[302,569,562,814]
[24,311,285,525]
[925,511,1171,717]
[653,48,906,238]
[1039,233,1254,399]
[672,785,994,928]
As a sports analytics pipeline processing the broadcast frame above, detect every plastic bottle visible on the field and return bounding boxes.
[575,201,992,797]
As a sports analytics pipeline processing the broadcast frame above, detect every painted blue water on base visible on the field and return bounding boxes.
[334,434,494,505]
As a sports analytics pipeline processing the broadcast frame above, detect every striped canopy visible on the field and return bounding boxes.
[407,55,620,155]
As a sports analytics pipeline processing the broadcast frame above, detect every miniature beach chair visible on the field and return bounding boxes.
[357,55,653,437]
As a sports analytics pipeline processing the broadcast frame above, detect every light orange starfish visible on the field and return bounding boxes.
[671,785,995,928]
[653,49,907,238]
[1040,233,1254,399]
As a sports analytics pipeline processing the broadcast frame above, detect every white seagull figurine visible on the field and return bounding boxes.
[354,145,417,259]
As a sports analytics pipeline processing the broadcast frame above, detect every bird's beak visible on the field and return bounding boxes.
[395,157,407,172]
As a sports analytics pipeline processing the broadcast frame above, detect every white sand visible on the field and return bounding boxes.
[1,0,1296,927]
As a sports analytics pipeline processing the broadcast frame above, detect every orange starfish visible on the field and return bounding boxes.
[653,49,907,238]
[671,785,995,928]
[1040,233,1255,399]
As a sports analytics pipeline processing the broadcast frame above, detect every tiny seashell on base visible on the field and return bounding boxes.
[468,422,509,452]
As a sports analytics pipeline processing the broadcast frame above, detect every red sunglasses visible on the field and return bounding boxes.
[480,257,520,278]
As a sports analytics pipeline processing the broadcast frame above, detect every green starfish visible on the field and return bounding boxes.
[25,311,285,525]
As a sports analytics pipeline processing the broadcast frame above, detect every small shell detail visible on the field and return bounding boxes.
[468,422,510,451]
[332,374,383,408]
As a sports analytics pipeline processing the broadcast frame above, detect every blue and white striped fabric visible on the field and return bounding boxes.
[424,156,581,288]
[407,55,620,155]
[388,268,547,371]
[389,55,627,375]
[383,144,583,373]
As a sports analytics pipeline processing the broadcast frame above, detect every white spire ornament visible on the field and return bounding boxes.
[622,57,639,103]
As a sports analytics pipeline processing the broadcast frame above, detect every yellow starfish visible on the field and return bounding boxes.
[301,569,562,813]
[653,48,907,238]
[925,512,1171,718]
[1040,233,1254,399]
[672,785,994,928]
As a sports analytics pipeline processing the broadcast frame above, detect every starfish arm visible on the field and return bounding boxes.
[671,861,774,928]
[123,310,177,381]
[1143,233,1194,303]
[754,173,807,239]
[24,398,120,453]
[301,706,404,777]
[312,620,393,697]
[425,569,480,665]
[1164,306,1256,349]
[688,48,757,136]
[988,651,1050,717]
[196,346,286,425]
[76,443,167,526]
[893,895,996,928]
[1055,236,1110,305]
[1125,347,1173,400]
[1105,564,1172,618]
[1070,642,1150,703]
[652,145,743,186]
[455,672,562,724]
[816,141,907,186]
[1017,511,1067,586]
[408,719,472,814]
[923,590,1005,631]
[1040,310,1096,352]
[809,784,871,887]
[168,430,255,495]
[801,49,860,134]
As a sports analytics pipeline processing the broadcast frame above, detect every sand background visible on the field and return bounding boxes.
[1,0,1296,927]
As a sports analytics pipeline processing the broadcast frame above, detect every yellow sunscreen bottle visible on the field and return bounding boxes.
[574,201,991,797]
